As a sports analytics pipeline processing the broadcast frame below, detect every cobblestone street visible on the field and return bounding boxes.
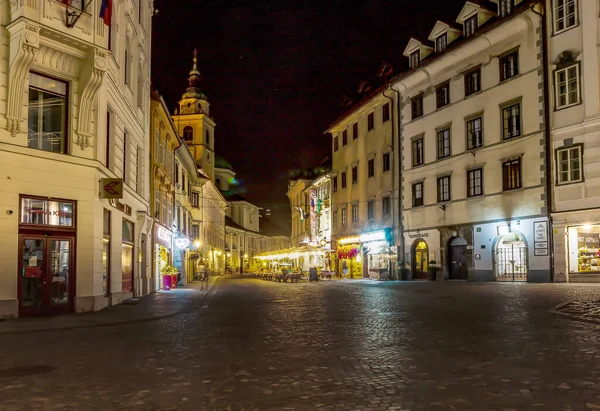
[1,279,600,410]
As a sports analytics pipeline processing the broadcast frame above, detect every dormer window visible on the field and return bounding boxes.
[499,0,515,17]
[464,15,478,37]
[410,50,420,68]
[435,34,448,53]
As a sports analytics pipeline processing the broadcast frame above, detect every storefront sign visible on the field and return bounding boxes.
[155,225,172,248]
[534,221,548,242]
[409,232,429,239]
[100,178,124,199]
[534,242,548,249]
[578,233,600,248]
[20,197,75,228]
[109,199,132,216]
[360,231,387,243]
[338,236,360,245]
[534,248,549,256]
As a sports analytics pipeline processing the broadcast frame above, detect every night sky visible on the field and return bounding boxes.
[151,0,468,226]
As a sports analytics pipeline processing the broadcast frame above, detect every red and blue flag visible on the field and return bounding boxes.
[99,0,113,26]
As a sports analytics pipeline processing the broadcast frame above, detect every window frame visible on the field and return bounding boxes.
[333,176,338,192]
[27,71,69,155]
[341,172,347,189]
[351,165,358,185]
[367,112,375,131]
[553,0,578,35]
[555,144,583,185]
[341,207,347,226]
[412,138,424,167]
[352,122,359,140]
[368,158,375,178]
[437,175,451,203]
[436,82,450,109]
[412,182,424,207]
[501,101,522,140]
[435,33,448,53]
[367,199,375,220]
[351,203,359,223]
[382,196,391,217]
[467,168,483,197]
[382,103,390,123]
[464,14,478,37]
[411,94,423,120]
[464,67,481,97]
[502,158,522,191]
[499,50,519,82]
[554,63,581,110]
[437,128,451,159]
[466,116,483,150]
[499,0,515,17]
[333,136,339,152]
[342,130,348,146]
[383,152,391,172]
[410,50,420,68]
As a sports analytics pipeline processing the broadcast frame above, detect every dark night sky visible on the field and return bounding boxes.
[151,0,467,226]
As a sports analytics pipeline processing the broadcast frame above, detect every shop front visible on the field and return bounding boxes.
[336,236,363,279]
[360,230,395,280]
[566,224,600,282]
[154,225,173,291]
[404,229,440,280]
[18,195,76,316]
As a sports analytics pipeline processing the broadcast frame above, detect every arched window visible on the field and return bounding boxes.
[183,126,194,142]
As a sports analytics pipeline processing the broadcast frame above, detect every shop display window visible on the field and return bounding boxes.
[568,225,600,273]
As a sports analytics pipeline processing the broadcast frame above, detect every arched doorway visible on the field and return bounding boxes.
[494,232,528,281]
[448,237,468,280]
[412,239,429,280]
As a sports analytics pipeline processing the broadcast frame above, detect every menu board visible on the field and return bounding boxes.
[578,233,600,249]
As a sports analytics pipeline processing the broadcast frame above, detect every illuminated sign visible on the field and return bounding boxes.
[360,231,386,243]
[157,227,172,243]
[175,238,190,249]
[338,236,360,245]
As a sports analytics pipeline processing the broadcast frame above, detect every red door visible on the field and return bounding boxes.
[19,235,74,316]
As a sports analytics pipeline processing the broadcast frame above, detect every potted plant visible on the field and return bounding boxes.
[428,260,440,281]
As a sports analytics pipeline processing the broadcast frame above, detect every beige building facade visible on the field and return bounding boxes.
[0,0,152,317]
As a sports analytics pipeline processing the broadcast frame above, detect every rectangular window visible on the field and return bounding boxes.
[382,103,390,122]
[367,200,375,220]
[191,192,200,208]
[106,110,113,168]
[162,196,167,225]
[341,172,347,189]
[500,51,519,81]
[466,117,483,150]
[341,207,347,226]
[352,204,359,223]
[368,112,375,130]
[353,122,359,140]
[333,176,338,192]
[368,158,375,178]
[553,0,577,34]
[464,68,481,96]
[436,82,450,108]
[467,168,483,197]
[28,73,68,154]
[502,159,522,190]
[464,14,478,37]
[20,197,75,227]
[333,210,338,228]
[412,138,424,166]
[383,152,391,172]
[175,162,180,184]
[382,196,391,217]
[436,33,448,53]
[342,130,348,146]
[502,103,521,140]
[555,65,580,109]
[411,95,423,119]
[437,176,451,202]
[136,146,143,195]
[155,190,160,220]
[192,224,200,241]
[334,136,339,152]
[437,128,451,159]
[557,146,582,184]
[168,201,173,228]
[122,131,128,182]
[499,0,515,16]
[410,50,420,68]
[412,183,423,207]
[352,166,358,184]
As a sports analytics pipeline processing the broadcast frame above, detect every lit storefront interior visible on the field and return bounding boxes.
[255,246,331,274]
[154,225,173,291]
[567,224,600,280]
[360,230,395,280]
[336,236,363,279]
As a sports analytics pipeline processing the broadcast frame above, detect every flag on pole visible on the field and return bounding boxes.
[99,0,113,26]
[62,0,72,4]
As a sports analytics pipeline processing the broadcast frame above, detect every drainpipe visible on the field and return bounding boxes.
[383,85,403,279]
[531,1,555,282]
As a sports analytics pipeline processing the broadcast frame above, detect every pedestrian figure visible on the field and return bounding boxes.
[342,260,348,279]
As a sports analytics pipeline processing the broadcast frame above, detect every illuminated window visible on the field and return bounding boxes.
[502,159,521,190]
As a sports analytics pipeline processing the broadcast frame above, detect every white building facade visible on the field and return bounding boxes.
[546,0,600,283]
[0,0,152,317]
[393,0,551,282]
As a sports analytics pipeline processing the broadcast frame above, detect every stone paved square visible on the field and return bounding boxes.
[1,278,600,410]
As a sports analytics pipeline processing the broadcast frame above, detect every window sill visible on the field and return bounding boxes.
[555,101,582,112]
[464,90,482,99]
[435,104,450,112]
[552,24,579,37]
[499,73,520,84]
[556,179,584,187]
[466,194,484,199]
